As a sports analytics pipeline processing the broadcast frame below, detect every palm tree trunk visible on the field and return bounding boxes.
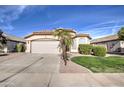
[62,45,68,66]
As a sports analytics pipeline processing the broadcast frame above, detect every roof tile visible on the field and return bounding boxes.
[91,34,119,44]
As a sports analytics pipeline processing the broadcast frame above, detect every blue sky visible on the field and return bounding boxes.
[0,5,124,39]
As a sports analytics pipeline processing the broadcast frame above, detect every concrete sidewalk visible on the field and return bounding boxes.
[50,73,124,87]
[1,73,124,87]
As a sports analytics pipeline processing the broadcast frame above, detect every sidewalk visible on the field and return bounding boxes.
[50,73,124,87]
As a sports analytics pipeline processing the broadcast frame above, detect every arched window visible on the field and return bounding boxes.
[79,38,86,44]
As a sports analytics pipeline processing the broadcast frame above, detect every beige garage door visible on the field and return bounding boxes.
[31,40,59,54]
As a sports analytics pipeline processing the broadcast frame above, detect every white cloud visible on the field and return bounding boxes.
[0,5,27,31]
[82,20,116,29]
[78,19,124,39]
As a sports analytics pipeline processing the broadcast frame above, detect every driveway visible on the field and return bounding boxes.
[0,53,60,87]
[0,53,124,87]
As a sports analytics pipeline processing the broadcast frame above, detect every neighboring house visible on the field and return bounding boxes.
[25,29,91,54]
[1,33,26,53]
[91,34,124,53]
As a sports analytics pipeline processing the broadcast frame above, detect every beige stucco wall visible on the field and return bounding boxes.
[25,35,58,41]
[26,40,31,53]
[71,38,80,52]
[120,41,124,52]
[70,37,90,52]
[79,37,90,44]
[120,41,124,48]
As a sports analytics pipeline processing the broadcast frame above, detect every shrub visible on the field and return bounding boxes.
[78,44,92,55]
[92,46,106,57]
[15,43,22,52]
[15,43,26,52]
[22,44,26,52]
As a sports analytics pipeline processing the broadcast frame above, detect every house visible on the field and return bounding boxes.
[1,32,26,53]
[25,29,91,54]
[91,34,124,53]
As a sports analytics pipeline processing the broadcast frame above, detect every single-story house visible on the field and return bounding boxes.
[91,34,124,53]
[25,29,91,54]
[1,32,26,53]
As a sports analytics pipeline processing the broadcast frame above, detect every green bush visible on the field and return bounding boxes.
[92,46,106,57]
[78,44,92,55]
[22,44,26,52]
[15,43,26,52]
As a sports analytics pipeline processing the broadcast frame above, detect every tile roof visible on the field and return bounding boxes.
[24,29,76,38]
[91,34,119,44]
[75,34,92,39]
[33,31,54,35]
[55,28,76,33]
[3,33,26,43]
[24,31,53,38]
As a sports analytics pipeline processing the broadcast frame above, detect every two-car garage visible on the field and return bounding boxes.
[31,40,59,54]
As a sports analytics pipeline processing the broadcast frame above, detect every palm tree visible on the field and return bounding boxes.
[0,30,7,52]
[54,28,73,66]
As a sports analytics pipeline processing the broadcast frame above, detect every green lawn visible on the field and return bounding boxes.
[71,56,124,73]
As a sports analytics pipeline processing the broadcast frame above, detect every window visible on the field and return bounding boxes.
[79,38,86,44]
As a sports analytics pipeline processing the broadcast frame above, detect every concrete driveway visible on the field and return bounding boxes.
[0,53,124,87]
[0,53,60,87]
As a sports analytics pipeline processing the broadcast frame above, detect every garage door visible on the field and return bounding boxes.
[31,40,59,54]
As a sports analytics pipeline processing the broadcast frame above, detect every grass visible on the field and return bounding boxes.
[71,56,124,73]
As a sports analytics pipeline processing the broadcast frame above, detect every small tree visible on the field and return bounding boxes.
[54,28,73,66]
[22,44,26,52]
[15,43,26,52]
[118,27,124,40]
